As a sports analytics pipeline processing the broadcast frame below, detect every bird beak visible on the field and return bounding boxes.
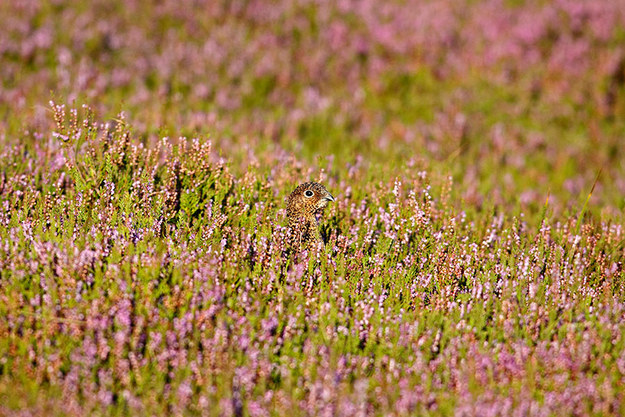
[324,192,335,202]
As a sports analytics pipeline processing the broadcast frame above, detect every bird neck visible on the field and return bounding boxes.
[289,215,320,248]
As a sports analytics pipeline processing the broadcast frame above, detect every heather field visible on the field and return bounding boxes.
[2,1,625,416]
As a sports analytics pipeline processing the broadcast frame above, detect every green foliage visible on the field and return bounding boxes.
[1,0,625,413]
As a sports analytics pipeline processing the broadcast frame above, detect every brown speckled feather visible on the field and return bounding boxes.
[286,182,334,249]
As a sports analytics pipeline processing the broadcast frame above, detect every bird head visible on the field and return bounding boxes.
[286,182,335,222]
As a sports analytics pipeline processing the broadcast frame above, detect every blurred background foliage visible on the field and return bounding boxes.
[1,0,624,223]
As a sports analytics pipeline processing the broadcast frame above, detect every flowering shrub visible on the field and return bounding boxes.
[1,1,625,415]
[0,102,622,415]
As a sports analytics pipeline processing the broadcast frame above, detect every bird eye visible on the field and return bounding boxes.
[304,190,314,198]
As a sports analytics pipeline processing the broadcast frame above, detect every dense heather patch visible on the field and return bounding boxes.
[1,0,625,416]
[0,104,623,416]
[2,1,625,213]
